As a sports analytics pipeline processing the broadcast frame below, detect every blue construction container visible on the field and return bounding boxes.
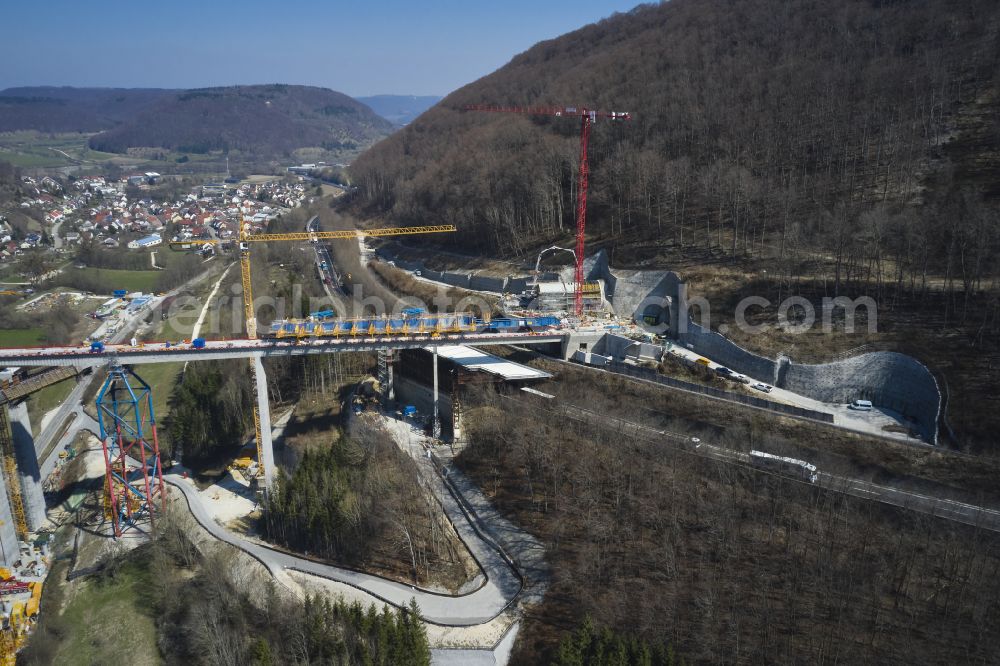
[310,309,336,319]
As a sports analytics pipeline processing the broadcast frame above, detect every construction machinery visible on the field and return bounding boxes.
[530,246,576,290]
[464,104,631,316]
[170,222,457,488]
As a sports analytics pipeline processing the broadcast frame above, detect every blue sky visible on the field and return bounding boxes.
[1,0,644,96]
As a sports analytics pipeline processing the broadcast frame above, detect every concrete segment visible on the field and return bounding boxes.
[254,357,276,489]
[7,402,46,530]
[0,410,21,566]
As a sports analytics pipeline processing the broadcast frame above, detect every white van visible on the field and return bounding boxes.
[849,399,873,411]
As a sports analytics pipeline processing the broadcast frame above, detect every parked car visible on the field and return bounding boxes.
[849,399,873,411]
[752,382,773,393]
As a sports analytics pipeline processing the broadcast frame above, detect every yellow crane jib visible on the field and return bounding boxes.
[220,221,457,484]
[169,224,457,250]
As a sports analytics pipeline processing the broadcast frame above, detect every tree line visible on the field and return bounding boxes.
[19,512,431,665]
[264,419,469,586]
[554,616,684,666]
[165,360,253,465]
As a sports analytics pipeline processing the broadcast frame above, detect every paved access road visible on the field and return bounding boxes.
[164,470,521,626]
[664,345,924,442]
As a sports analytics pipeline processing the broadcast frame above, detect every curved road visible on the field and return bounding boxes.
[41,399,525,626]
[163,470,521,626]
[28,259,527,628]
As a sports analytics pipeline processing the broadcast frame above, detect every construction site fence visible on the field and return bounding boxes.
[604,361,835,424]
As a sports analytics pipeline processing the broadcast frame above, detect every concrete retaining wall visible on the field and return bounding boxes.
[783,352,941,442]
[506,277,531,293]
[469,274,507,293]
[394,376,455,437]
[596,334,663,361]
[680,321,777,383]
[581,250,683,331]
[375,248,513,294]
[606,360,834,423]
[677,323,940,441]
[439,272,473,288]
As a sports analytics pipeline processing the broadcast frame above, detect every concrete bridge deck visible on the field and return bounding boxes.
[0,331,568,368]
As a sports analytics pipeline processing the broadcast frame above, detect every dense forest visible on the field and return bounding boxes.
[458,383,1000,664]
[0,87,175,133]
[553,617,685,666]
[88,85,395,156]
[265,419,473,586]
[165,360,253,464]
[351,0,1000,296]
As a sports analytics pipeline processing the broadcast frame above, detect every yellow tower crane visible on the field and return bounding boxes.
[172,221,456,485]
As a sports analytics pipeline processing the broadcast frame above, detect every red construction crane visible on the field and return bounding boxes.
[464,104,632,316]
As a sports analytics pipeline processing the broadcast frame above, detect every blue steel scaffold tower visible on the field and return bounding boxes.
[96,363,166,537]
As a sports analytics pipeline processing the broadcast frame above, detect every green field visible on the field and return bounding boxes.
[45,559,160,666]
[0,130,229,172]
[64,267,161,293]
[27,379,78,437]
[132,362,184,426]
[0,149,64,168]
[0,132,89,167]
[0,328,46,346]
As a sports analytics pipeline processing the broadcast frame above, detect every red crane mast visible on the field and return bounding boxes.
[464,104,632,316]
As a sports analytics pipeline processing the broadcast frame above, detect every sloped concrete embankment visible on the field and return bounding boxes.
[782,352,941,442]
[585,250,941,443]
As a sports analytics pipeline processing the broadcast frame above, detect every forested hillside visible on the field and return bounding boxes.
[351,0,1000,286]
[350,0,1000,451]
[88,84,395,155]
[460,381,1000,664]
[0,87,174,133]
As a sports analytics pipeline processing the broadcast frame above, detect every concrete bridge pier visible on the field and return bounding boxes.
[560,330,606,360]
[253,356,276,490]
[432,346,440,440]
[0,472,19,565]
[7,401,46,531]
